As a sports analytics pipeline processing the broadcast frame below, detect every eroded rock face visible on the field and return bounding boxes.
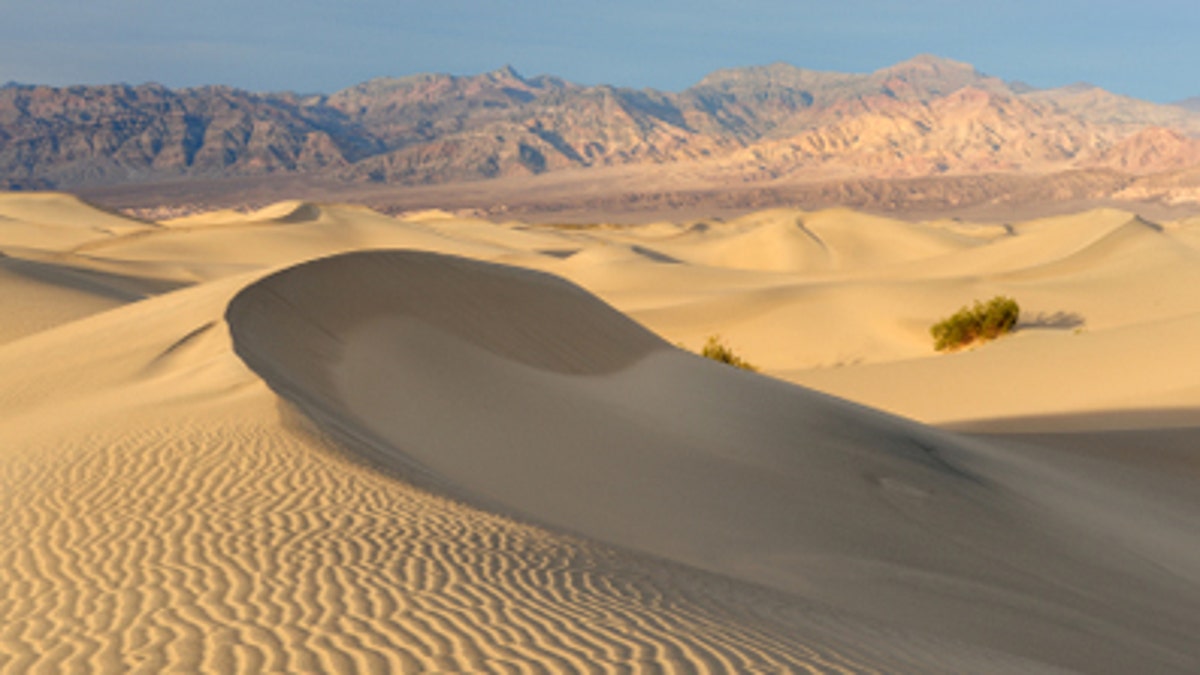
[4,56,1200,195]
[0,83,367,186]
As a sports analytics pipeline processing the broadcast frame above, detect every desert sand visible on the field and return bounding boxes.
[1,192,1199,672]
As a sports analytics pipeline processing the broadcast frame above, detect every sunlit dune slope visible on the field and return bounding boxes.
[0,192,153,248]
[651,208,978,274]
[0,193,171,342]
[782,209,1200,422]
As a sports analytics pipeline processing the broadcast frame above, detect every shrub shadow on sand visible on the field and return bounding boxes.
[1020,311,1086,330]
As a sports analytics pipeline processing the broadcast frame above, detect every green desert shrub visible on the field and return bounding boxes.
[931,296,1020,351]
[700,334,758,371]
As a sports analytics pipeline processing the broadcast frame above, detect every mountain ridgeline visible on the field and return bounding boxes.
[5,55,1200,193]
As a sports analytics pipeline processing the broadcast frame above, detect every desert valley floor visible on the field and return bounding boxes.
[2,192,1199,673]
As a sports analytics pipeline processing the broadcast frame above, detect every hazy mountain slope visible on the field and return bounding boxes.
[1024,83,1200,134]
[1175,96,1200,113]
[679,55,1013,140]
[0,84,367,187]
[719,87,1116,179]
[5,56,1200,201]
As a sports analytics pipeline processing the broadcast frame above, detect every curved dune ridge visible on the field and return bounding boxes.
[227,250,1200,673]
[229,250,668,378]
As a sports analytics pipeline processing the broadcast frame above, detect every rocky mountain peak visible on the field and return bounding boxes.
[872,54,1008,99]
[877,53,978,75]
[487,64,526,83]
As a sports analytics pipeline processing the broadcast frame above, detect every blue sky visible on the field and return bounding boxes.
[0,0,1197,101]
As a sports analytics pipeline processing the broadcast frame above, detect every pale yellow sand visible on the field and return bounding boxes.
[2,192,1199,672]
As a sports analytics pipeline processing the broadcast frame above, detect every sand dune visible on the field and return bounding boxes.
[893,210,1175,281]
[782,211,1200,420]
[220,250,1200,673]
[789,311,1200,423]
[649,208,979,275]
[0,255,135,343]
[0,192,153,240]
[2,192,1200,672]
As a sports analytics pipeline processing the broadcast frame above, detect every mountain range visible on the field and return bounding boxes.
[6,55,1200,213]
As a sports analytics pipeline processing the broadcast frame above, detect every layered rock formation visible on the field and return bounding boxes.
[4,55,1200,204]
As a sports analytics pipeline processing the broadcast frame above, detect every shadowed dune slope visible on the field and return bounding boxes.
[228,250,1200,673]
[0,255,136,343]
[230,250,667,378]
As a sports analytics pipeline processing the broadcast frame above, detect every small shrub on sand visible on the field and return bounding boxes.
[931,296,1020,351]
[700,335,758,371]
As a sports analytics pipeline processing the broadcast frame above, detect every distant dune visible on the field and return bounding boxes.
[2,192,1199,672]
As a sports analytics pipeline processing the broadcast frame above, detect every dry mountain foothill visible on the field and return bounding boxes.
[7,55,1200,217]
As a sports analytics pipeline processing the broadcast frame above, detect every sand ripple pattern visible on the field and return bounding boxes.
[0,399,935,673]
